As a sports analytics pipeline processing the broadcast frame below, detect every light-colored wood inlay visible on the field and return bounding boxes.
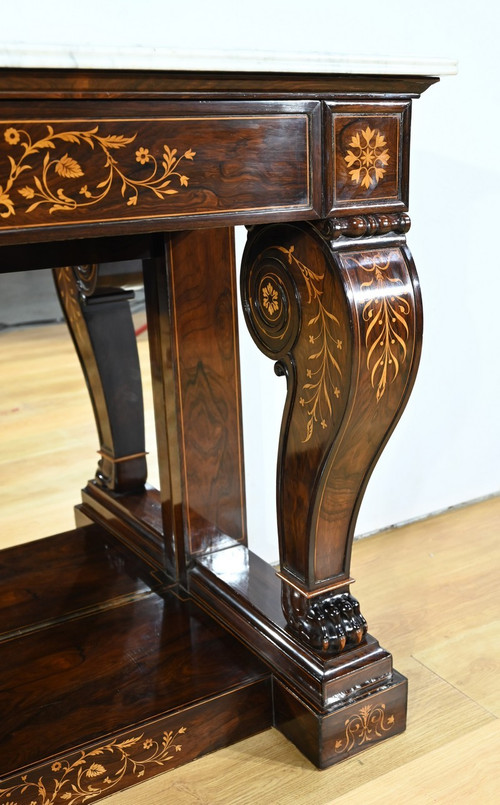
[1,321,498,802]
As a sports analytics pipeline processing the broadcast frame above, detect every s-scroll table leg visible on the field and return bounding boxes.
[53,263,147,493]
[237,217,421,766]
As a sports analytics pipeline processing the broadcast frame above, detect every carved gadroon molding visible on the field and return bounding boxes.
[315,213,411,241]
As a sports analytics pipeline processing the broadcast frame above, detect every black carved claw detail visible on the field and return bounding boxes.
[282,586,367,655]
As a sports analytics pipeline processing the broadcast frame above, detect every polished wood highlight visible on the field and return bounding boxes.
[1,366,497,801]
[0,526,272,800]
[144,228,247,578]
[240,222,421,676]
[110,497,500,803]
[53,263,148,492]
[0,64,443,792]
[326,101,411,213]
[0,108,318,238]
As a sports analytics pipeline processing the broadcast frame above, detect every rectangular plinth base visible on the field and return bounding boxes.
[189,543,407,768]
[274,671,407,769]
[0,526,272,804]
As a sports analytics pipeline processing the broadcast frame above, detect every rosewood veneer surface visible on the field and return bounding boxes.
[0,526,272,791]
[0,56,453,798]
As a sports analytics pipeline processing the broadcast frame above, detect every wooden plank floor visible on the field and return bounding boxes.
[1,321,499,803]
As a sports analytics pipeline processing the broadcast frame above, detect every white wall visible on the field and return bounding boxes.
[3,1,499,562]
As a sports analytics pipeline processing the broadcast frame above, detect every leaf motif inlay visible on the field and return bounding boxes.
[344,126,390,190]
[335,703,394,753]
[0,124,195,218]
[277,245,342,442]
[344,251,411,402]
[0,727,187,804]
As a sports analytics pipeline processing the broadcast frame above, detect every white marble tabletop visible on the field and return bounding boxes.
[0,44,457,76]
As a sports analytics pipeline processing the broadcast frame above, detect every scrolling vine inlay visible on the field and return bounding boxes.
[344,126,390,190]
[342,250,411,402]
[334,703,394,753]
[277,245,342,442]
[0,728,187,804]
[0,125,195,218]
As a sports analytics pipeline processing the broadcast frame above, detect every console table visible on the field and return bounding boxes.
[0,49,455,803]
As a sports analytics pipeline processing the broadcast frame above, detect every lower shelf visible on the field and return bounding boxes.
[0,525,273,804]
[0,517,408,800]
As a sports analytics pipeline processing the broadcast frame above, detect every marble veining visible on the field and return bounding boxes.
[0,44,458,75]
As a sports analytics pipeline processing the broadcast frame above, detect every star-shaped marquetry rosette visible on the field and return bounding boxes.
[344,126,390,190]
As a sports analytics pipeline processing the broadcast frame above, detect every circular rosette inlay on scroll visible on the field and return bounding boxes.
[242,253,299,359]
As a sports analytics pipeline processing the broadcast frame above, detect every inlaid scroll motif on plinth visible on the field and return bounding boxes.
[334,703,394,753]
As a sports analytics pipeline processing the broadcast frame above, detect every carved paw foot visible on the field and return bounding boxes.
[282,586,367,655]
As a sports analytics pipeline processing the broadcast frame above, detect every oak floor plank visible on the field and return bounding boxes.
[0,322,158,548]
[104,654,495,804]
[414,619,500,718]
[333,720,500,805]
[351,499,500,658]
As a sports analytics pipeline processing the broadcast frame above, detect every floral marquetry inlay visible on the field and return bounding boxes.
[344,126,390,190]
[335,703,394,753]
[331,109,404,210]
[277,245,343,443]
[0,728,187,804]
[0,124,195,219]
[261,281,280,317]
[340,249,412,403]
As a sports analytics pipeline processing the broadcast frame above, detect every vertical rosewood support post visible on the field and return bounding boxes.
[143,228,247,581]
[241,220,422,652]
[53,264,147,493]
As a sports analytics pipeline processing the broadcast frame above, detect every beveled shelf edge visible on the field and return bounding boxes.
[0,525,274,800]
[0,43,458,76]
[1,658,272,802]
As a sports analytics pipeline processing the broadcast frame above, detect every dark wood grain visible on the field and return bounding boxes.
[76,483,166,571]
[241,224,422,647]
[190,545,392,710]
[144,229,247,579]
[0,67,438,99]
[0,524,155,642]
[0,528,272,791]
[0,103,320,243]
[273,672,407,769]
[53,265,147,492]
[325,101,411,214]
[0,65,440,778]
[1,678,272,803]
